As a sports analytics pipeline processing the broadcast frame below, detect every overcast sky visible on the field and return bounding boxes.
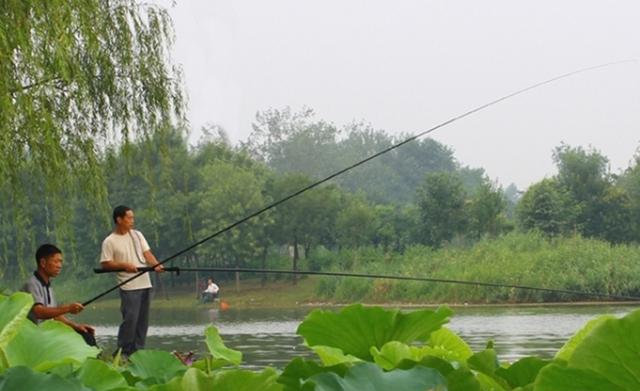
[165,0,640,189]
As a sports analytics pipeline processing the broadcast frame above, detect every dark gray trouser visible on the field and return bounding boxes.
[118,288,151,356]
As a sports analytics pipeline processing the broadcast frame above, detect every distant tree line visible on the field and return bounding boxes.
[1,107,639,287]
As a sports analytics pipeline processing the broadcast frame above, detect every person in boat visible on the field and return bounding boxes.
[100,205,164,358]
[21,243,97,346]
[201,278,219,303]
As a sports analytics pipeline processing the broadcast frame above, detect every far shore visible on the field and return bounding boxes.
[85,276,640,311]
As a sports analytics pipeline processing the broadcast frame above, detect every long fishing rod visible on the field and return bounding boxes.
[93,266,640,301]
[83,60,635,307]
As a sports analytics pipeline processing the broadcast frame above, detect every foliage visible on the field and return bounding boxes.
[0,292,638,389]
[0,0,185,236]
[416,172,467,247]
[516,179,578,236]
[316,232,640,303]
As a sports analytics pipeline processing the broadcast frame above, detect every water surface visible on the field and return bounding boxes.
[76,303,636,368]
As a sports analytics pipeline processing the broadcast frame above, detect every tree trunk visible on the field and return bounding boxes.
[235,257,240,292]
[292,235,299,286]
[261,245,268,287]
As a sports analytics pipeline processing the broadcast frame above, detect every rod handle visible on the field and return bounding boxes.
[93,267,180,275]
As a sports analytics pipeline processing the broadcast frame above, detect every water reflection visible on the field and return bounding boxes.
[76,304,636,369]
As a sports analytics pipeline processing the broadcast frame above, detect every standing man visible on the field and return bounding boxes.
[22,244,96,346]
[100,205,164,358]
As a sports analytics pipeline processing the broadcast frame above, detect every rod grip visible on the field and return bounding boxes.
[93,266,179,274]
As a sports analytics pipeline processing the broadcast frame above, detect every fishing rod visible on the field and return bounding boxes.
[83,60,635,307]
[93,266,640,302]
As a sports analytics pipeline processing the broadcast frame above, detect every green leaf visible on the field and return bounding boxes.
[307,362,447,391]
[554,315,613,362]
[204,326,242,365]
[310,346,362,367]
[297,304,452,360]
[468,348,500,376]
[495,357,550,388]
[278,358,348,391]
[475,372,509,391]
[0,293,32,354]
[4,320,99,371]
[179,368,216,390]
[535,364,626,391]
[396,356,455,376]
[446,367,482,391]
[0,366,86,391]
[424,327,474,363]
[567,309,640,390]
[128,350,186,385]
[210,367,283,391]
[370,341,418,370]
[75,358,129,391]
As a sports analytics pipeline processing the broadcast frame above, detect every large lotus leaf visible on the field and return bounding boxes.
[0,365,87,391]
[534,364,625,391]
[554,315,613,362]
[204,326,242,365]
[210,367,283,391]
[0,293,32,353]
[306,362,447,391]
[278,358,348,391]
[297,304,452,360]
[310,346,362,366]
[4,319,99,371]
[425,327,473,363]
[563,309,640,390]
[494,357,550,388]
[75,358,129,391]
[128,350,186,385]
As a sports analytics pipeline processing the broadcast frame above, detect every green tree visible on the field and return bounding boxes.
[0,0,185,278]
[553,144,610,237]
[266,174,342,283]
[467,181,507,239]
[516,179,579,236]
[416,172,467,247]
[1,0,185,205]
[335,195,377,248]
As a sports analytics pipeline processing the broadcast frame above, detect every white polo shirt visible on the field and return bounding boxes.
[100,230,152,290]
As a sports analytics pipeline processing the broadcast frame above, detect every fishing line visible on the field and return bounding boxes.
[83,60,635,306]
[93,266,640,301]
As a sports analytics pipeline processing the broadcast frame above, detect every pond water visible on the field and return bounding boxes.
[75,303,636,369]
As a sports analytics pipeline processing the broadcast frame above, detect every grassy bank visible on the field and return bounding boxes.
[87,276,320,311]
[47,232,640,309]
[314,232,640,304]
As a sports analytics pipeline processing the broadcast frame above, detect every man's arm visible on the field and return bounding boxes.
[31,302,83,320]
[55,315,95,335]
[143,250,164,272]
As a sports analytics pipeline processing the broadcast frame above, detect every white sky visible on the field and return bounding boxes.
[165,0,640,189]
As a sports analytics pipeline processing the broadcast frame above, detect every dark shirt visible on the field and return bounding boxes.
[21,272,57,324]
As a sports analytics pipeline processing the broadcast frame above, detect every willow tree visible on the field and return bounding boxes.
[0,1,185,276]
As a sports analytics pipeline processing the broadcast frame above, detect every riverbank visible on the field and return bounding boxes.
[90,276,320,310]
[87,275,639,311]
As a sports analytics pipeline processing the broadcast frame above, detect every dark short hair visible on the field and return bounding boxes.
[35,244,62,265]
[113,205,132,224]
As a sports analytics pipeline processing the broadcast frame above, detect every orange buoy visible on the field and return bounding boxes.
[219,300,230,311]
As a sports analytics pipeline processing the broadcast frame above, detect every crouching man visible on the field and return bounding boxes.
[21,243,97,346]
